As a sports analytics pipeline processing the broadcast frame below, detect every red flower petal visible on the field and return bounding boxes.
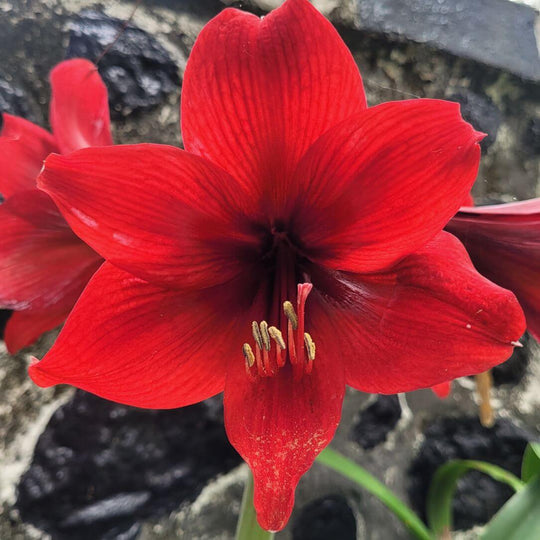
[224,339,345,531]
[30,263,257,408]
[431,381,452,399]
[0,189,102,313]
[0,114,58,197]
[49,58,113,153]
[292,100,482,274]
[447,200,540,340]
[5,304,74,355]
[310,231,525,394]
[182,0,366,208]
[462,192,475,207]
[38,145,259,290]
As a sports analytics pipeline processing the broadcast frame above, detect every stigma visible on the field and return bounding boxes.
[242,283,315,380]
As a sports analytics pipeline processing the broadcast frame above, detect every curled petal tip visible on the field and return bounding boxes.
[474,130,487,143]
[28,359,59,388]
[29,356,40,367]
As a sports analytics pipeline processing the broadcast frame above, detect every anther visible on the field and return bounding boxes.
[242,343,255,367]
[268,326,286,350]
[283,301,298,330]
[260,321,271,350]
[251,321,263,350]
[304,332,316,361]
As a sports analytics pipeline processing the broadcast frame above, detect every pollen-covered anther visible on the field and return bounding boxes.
[268,326,286,350]
[283,301,298,330]
[304,333,316,360]
[242,343,255,367]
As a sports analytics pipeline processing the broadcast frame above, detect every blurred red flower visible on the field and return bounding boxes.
[431,198,540,399]
[0,59,108,353]
[28,0,525,530]
[448,198,540,341]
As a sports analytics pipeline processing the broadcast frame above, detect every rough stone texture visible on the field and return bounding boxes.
[355,0,540,82]
[16,391,241,540]
[492,332,531,387]
[292,495,358,540]
[350,395,402,450]
[447,89,502,150]
[0,78,37,121]
[523,117,540,156]
[408,416,539,530]
[66,10,181,117]
[0,0,539,539]
[0,311,11,339]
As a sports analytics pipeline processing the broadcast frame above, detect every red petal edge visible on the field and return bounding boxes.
[224,301,346,531]
[0,114,58,197]
[29,263,259,409]
[309,231,526,394]
[49,58,113,153]
[292,99,483,274]
[182,0,366,210]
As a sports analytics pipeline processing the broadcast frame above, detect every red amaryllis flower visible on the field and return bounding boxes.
[0,59,108,352]
[447,198,540,340]
[29,0,525,530]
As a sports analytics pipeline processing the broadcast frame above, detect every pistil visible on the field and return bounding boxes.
[243,283,315,379]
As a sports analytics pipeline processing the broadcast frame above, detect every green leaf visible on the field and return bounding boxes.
[235,468,274,540]
[521,443,540,483]
[480,475,540,540]
[317,448,433,540]
[427,460,524,538]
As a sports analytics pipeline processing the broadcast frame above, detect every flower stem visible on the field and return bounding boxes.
[475,370,494,427]
[317,448,433,540]
[235,467,275,540]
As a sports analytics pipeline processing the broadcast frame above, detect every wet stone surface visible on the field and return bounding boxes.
[66,10,181,117]
[408,416,539,530]
[16,391,241,540]
[350,395,402,450]
[292,495,358,540]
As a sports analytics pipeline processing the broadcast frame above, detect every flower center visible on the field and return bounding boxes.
[242,283,316,380]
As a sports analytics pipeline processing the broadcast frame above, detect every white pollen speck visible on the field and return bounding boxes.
[466,323,472,329]
[72,208,98,228]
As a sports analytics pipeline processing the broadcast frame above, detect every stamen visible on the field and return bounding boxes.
[259,321,271,351]
[251,321,263,350]
[283,301,298,330]
[304,333,316,361]
[242,343,255,367]
[243,283,314,379]
[268,326,286,350]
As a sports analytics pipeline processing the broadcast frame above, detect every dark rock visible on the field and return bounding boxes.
[292,495,357,540]
[448,90,501,150]
[60,493,151,528]
[522,118,540,157]
[355,0,540,82]
[492,332,531,387]
[0,79,35,121]
[350,395,401,450]
[408,416,539,530]
[66,10,180,117]
[0,310,11,339]
[16,390,241,539]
